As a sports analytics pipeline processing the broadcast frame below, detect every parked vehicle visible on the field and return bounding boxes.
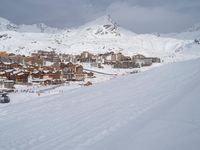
[0,93,10,103]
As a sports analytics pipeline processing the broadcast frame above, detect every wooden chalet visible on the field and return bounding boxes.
[31,70,44,79]
[74,65,84,81]
[15,72,29,84]
[62,67,74,81]
[9,62,23,69]
[44,71,61,80]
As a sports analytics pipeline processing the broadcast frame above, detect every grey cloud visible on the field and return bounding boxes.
[106,1,198,33]
[0,0,200,33]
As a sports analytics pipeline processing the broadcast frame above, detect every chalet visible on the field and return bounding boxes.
[61,62,76,73]
[74,74,84,81]
[13,70,23,76]
[44,71,61,80]
[75,65,83,74]
[4,80,15,89]
[0,71,6,79]
[72,55,80,63]
[135,58,153,67]
[0,62,6,70]
[24,56,44,66]
[32,79,52,85]
[104,52,115,64]
[132,54,161,67]
[10,62,23,69]
[24,66,35,72]
[0,79,13,89]
[90,62,103,68]
[5,69,15,80]
[31,53,39,58]
[15,72,29,84]
[74,65,84,81]
[116,53,128,61]
[62,67,74,81]
[132,54,146,60]
[41,66,54,72]
[4,63,13,70]
[52,56,61,63]
[61,54,74,62]
[38,50,52,56]
[31,70,44,79]
[0,62,13,70]
[52,79,64,85]
[9,55,24,64]
[52,62,61,70]
[103,52,128,64]
[43,51,57,62]
[96,54,104,63]
[149,57,161,63]
[44,79,52,85]
[61,63,84,81]
[80,51,95,62]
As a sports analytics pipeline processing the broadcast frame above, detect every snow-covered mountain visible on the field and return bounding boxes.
[0,17,60,33]
[0,15,200,62]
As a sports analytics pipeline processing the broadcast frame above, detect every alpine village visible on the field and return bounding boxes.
[0,50,160,93]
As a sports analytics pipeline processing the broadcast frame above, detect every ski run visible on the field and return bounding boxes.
[0,58,200,150]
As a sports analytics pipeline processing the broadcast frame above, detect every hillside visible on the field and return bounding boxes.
[0,15,200,63]
[0,58,200,150]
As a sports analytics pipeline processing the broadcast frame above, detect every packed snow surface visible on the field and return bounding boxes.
[0,58,200,150]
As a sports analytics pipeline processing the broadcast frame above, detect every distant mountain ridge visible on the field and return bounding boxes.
[0,15,200,63]
[0,17,60,33]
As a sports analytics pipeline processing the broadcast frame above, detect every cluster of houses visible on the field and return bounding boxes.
[0,51,95,89]
[0,50,161,90]
[77,51,161,69]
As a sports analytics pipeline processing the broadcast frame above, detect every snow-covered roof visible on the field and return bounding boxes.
[17,72,24,76]
[13,70,22,75]
[5,69,14,73]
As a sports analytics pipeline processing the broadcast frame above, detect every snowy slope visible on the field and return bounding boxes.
[0,15,200,62]
[0,58,200,150]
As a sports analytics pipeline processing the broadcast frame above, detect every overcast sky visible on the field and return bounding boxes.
[0,0,200,33]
